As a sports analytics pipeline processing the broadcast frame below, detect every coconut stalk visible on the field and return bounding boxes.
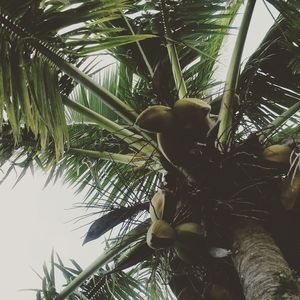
[229,220,300,300]
[160,0,187,99]
[218,0,256,152]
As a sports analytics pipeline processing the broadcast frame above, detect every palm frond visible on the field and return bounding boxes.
[0,122,161,203]
[110,0,242,103]
[0,0,157,152]
[238,17,300,139]
[35,251,151,300]
[57,220,151,299]
[0,0,149,56]
[0,31,68,157]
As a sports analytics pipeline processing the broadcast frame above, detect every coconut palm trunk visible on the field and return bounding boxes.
[229,221,300,300]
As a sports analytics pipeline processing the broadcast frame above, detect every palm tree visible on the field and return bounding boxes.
[1,0,300,299]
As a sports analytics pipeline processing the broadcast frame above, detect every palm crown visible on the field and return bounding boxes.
[0,0,300,299]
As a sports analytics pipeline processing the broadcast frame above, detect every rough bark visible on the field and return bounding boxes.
[229,221,300,300]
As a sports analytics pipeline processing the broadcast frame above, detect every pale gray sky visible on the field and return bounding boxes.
[0,168,105,299]
[214,1,278,84]
[0,2,278,299]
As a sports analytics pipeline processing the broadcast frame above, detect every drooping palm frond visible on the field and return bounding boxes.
[0,0,157,157]
[0,121,161,203]
[35,251,151,300]
[238,16,300,140]
[0,0,152,56]
[0,35,68,157]
[82,203,149,245]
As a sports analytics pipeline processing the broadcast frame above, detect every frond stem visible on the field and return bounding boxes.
[160,0,187,99]
[63,97,155,155]
[260,100,300,142]
[217,0,256,151]
[120,11,154,78]
[69,148,160,170]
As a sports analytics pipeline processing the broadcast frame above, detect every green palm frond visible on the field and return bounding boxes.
[0,33,68,157]
[0,0,148,55]
[67,64,120,123]
[0,122,161,203]
[266,0,300,33]
[172,1,241,96]
[35,251,150,300]
[56,220,151,299]
[238,16,300,139]
[58,126,160,205]
[110,0,242,103]
[0,0,157,158]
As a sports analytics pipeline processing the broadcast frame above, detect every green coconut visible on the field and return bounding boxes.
[262,144,292,164]
[281,174,300,210]
[173,98,214,133]
[136,105,175,133]
[149,189,165,222]
[146,220,176,249]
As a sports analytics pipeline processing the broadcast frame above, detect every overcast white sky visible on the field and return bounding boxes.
[0,2,278,299]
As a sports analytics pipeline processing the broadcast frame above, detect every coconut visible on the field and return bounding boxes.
[173,98,214,134]
[175,222,205,247]
[174,222,206,264]
[262,144,292,164]
[281,174,300,210]
[136,105,175,133]
[157,131,193,167]
[149,189,165,222]
[146,220,176,249]
[175,222,204,236]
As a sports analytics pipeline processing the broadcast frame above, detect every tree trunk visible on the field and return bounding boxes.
[229,221,300,300]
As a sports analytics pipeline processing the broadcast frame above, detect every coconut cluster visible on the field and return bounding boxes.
[146,188,207,264]
[136,98,216,170]
[137,99,300,211]
[138,99,300,267]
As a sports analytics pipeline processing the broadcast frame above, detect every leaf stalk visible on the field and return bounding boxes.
[217,0,256,151]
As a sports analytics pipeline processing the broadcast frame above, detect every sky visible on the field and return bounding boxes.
[0,169,105,299]
[0,2,278,299]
